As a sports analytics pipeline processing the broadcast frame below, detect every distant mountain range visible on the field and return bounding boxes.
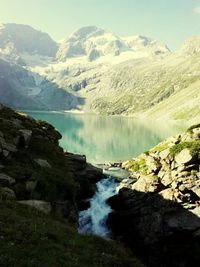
[0,23,199,123]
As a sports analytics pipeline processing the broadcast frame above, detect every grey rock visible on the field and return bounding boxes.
[0,187,16,199]
[19,129,32,147]
[3,142,17,153]
[132,175,160,193]
[159,148,170,160]
[2,150,9,158]
[0,173,15,186]
[160,173,172,186]
[34,158,51,168]
[175,148,194,165]
[146,156,161,173]
[18,200,51,214]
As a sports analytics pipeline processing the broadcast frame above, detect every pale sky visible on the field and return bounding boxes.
[0,0,200,50]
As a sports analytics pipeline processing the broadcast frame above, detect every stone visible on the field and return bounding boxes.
[2,150,9,158]
[19,129,32,147]
[18,200,51,214]
[159,148,170,160]
[132,175,161,193]
[0,187,16,199]
[160,173,172,186]
[159,188,177,201]
[3,142,17,153]
[175,148,194,165]
[146,156,161,173]
[0,173,15,186]
[34,159,51,168]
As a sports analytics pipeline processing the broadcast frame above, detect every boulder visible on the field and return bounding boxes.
[0,187,16,199]
[34,158,51,168]
[0,173,15,186]
[18,200,51,214]
[132,175,161,193]
[146,156,161,173]
[175,148,195,165]
[159,148,170,160]
[159,188,177,201]
[19,129,32,147]
[2,150,9,158]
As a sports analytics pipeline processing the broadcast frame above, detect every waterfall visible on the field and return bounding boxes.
[78,177,118,237]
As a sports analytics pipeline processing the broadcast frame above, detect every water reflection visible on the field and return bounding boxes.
[27,111,186,163]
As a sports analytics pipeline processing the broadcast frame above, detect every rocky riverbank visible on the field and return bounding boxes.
[109,124,200,267]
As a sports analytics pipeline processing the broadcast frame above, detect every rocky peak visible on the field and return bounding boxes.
[0,23,58,57]
[180,35,200,55]
[123,35,170,54]
[56,26,129,61]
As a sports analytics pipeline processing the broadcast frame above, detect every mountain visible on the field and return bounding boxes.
[0,23,57,59]
[56,26,170,62]
[0,23,199,123]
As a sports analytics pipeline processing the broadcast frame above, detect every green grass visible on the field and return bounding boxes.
[150,141,170,153]
[0,201,144,267]
[170,141,200,157]
[128,158,148,174]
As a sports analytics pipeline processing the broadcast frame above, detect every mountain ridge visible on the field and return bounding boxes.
[0,23,199,123]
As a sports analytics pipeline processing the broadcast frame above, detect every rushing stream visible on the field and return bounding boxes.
[78,177,118,237]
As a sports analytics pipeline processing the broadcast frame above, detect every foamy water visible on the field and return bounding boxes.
[78,177,118,237]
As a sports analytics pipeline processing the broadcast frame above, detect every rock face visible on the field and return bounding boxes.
[0,105,102,223]
[0,23,58,57]
[109,124,200,267]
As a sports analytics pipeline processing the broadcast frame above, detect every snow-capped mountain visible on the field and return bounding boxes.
[56,26,170,62]
[0,23,199,123]
[123,35,170,55]
[0,23,57,57]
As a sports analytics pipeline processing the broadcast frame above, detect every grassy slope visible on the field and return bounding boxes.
[0,201,143,267]
[144,79,200,124]
[87,52,200,122]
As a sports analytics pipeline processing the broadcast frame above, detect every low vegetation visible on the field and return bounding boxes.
[170,141,200,157]
[0,201,144,267]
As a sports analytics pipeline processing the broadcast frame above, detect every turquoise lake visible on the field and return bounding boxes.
[26,111,186,163]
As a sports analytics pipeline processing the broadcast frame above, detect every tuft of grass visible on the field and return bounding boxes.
[128,159,148,174]
[150,141,170,153]
[170,141,200,157]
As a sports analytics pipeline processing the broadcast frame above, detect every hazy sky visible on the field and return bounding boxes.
[0,0,200,50]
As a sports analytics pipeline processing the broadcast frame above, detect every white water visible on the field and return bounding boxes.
[78,177,118,237]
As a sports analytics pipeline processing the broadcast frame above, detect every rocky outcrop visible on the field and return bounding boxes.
[109,124,200,267]
[0,105,102,223]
